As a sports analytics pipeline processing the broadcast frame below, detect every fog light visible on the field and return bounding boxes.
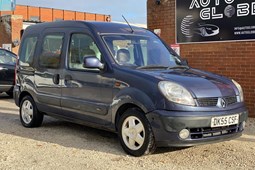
[179,129,190,139]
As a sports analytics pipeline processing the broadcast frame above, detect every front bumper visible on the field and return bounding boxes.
[146,107,248,147]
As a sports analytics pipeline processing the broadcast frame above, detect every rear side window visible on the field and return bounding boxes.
[39,34,64,68]
[19,36,37,66]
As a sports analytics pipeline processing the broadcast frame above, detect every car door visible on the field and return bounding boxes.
[34,29,66,114]
[0,50,16,92]
[61,31,114,125]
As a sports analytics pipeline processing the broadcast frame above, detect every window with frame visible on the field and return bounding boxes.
[19,36,38,66]
[104,35,178,67]
[68,33,101,71]
[0,50,16,65]
[39,34,64,68]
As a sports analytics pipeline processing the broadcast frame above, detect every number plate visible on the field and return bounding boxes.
[211,114,239,128]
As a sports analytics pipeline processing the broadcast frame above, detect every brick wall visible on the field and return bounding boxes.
[11,15,23,54]
[147,0,255,117]
[64,10,75,20]
[0,5,111,53]
[53,9,64,21]
[0,15,23,54]
[75,12,84,20]
[86,13,96,21]
[13,6,28,20]
[28,6,39,20]
[0,5,111,22]
[0,16,12,47]
[40,8,53,22]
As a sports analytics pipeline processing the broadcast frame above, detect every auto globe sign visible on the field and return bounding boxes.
[176,0,255,43]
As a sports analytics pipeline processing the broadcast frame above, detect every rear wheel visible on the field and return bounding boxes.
[118,108,156,156]
[20,96,44,128]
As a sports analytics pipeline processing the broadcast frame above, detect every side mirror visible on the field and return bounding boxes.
[83,56,104,70]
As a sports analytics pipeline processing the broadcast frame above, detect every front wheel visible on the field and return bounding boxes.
[20,96,44,128]
[118,108,156,156]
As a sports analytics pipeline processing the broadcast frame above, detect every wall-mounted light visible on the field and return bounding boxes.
[156,0,161,5]
[106,16,111,22]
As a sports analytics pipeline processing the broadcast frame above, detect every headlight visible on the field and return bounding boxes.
[158,81,195,106]
[232,79,244,102]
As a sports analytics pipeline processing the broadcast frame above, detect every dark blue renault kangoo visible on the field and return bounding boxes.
[14,21,248,156]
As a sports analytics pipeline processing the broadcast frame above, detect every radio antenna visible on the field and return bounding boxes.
[122,15,134,33]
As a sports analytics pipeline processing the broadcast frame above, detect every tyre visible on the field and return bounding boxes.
[20,95,44,128]
[117,108,156,156]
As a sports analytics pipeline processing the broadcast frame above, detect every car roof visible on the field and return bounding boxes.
[23,21,150,36]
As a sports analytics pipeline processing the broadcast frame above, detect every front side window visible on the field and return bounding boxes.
[39,34,64,68]
[0,50,16,65]
[68,33,101,71]
[19,36,37,66]
[103,34,182,68]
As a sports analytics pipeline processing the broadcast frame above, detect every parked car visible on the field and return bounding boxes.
[0,48,17,97]
[14,21,248,156]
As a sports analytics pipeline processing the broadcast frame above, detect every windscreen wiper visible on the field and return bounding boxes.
[136,65,168,70]
[167,65,190,70]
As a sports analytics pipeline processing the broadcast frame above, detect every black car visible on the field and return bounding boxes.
[0,48,17,97]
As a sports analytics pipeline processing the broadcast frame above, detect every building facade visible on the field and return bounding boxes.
[0,5,111,54]
[147,0,255,117]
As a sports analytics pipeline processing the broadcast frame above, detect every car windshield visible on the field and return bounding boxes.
[103,34,183,69]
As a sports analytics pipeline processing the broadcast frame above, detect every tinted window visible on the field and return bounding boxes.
[39,34,64,68]
[0,50,16,65]
[19,36,37,66]
[68,33,101,71]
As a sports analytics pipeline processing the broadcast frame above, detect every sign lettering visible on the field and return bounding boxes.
[177,0,255,43]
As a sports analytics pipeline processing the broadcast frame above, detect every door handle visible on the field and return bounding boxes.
[53,74,60,85]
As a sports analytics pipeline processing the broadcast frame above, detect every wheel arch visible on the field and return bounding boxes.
[110,87,156,131]
[18,91,33,106]
[114,103,142,130]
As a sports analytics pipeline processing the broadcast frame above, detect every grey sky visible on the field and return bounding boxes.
[16,0,147,24]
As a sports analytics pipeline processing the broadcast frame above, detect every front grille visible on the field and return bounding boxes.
[197,97,218,107]
[190,124,241,139]
[196,96,238,107]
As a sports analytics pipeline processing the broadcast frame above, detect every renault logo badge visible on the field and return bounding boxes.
[220,98,227,108]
